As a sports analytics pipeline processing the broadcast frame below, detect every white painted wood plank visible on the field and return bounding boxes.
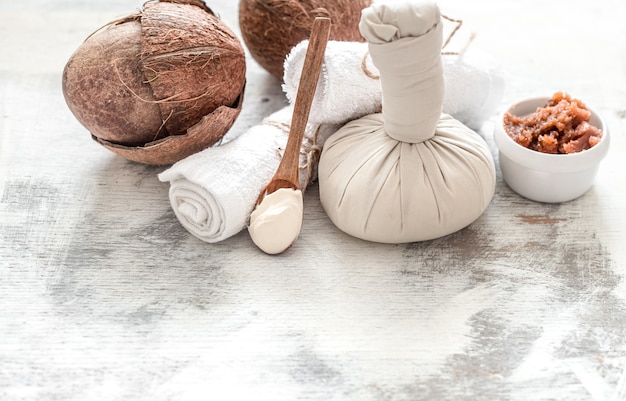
[1,1,625,400]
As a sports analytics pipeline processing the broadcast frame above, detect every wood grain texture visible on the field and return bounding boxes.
[1,1,625,401]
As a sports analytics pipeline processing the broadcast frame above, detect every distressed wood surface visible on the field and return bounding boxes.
[1,1,625,400]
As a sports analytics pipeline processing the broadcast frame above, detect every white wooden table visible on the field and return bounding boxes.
[1,1,625,400]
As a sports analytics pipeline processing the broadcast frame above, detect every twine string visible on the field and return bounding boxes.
[264,121,323,183]
[441,14,463,55]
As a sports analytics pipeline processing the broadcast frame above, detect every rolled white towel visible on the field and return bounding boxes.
[283,40,504,130]
[158,106,338,243]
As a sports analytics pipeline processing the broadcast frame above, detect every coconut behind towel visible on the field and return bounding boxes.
[283,40,504,130]
[158,106,338,243]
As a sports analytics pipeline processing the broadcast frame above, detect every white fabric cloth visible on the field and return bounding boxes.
[319,114,496,243]
[283,39,504,131]
[360,0,444,143]
[443,51,505,130]
[158,106,337,243]
[284,40,383,126]
[318,0,496,244]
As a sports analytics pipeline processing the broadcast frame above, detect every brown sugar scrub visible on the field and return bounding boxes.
[503,92,603,154]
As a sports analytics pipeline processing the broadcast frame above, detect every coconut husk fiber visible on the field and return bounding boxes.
[239,0,371,79]
[62,0,246,165]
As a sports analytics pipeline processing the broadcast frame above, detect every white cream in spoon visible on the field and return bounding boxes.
[248,188,304,254]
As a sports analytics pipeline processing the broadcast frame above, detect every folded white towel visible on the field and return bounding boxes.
[442,51,505,130]
[283,40,504,130]
[284,41,383,127]
[158,106,338,243]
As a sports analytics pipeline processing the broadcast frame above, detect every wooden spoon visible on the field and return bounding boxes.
[256,17,331,203]
[248,17,331,254]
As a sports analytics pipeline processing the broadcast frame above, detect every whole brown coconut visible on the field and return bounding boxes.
[239,0,371,79]
[63,0,246,165]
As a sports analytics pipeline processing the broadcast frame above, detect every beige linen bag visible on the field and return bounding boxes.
[318,0,496,243]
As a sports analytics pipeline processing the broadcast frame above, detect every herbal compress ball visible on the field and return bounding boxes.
[318,1,496,243]
[63,0,246,165]
[238,0,371,79]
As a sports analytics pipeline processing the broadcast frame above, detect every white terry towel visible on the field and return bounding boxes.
[158,106,338,243]
[283,40,504,130]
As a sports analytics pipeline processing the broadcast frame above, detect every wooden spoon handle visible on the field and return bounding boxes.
[269,17,331,191]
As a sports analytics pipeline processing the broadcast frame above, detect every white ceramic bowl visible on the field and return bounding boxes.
[494,97,610,203]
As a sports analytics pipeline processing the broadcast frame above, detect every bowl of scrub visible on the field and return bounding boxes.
[494,92,610,203]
